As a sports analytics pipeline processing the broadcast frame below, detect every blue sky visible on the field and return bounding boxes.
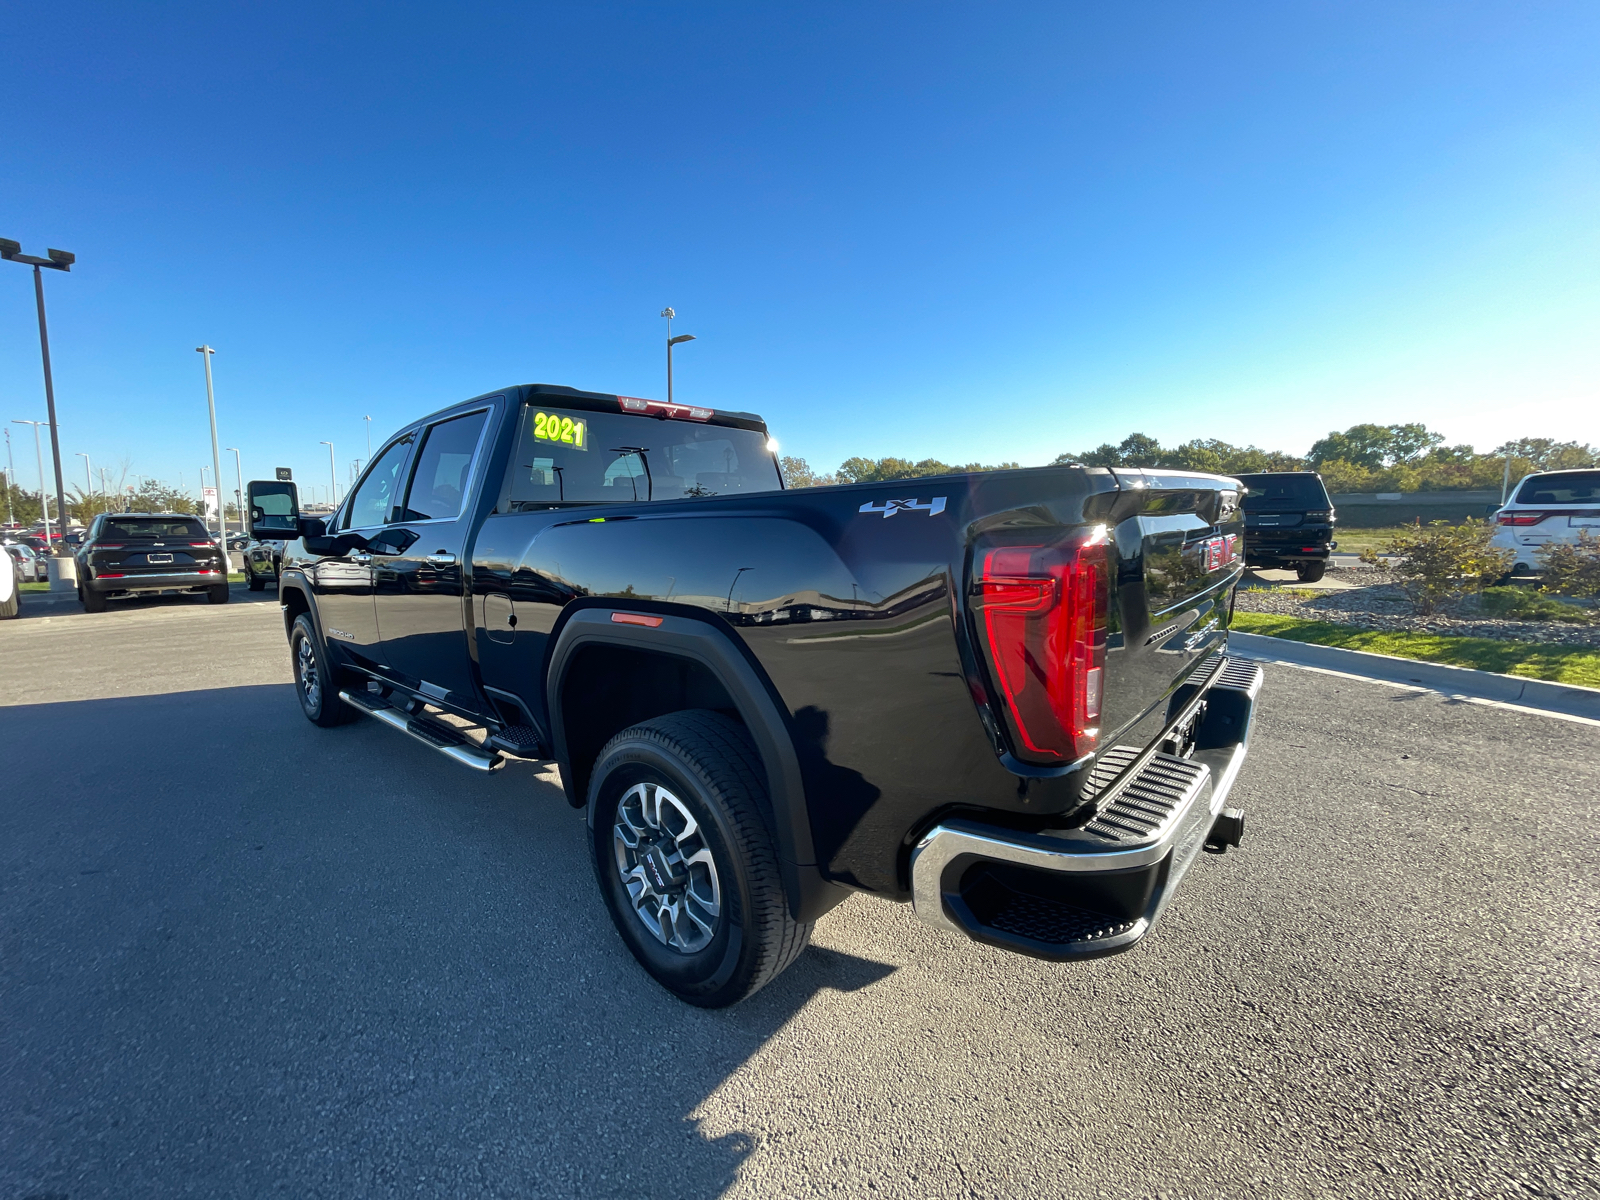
[2,2,1596,500]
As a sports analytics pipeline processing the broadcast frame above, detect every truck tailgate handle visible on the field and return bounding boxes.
[427,552,456,566]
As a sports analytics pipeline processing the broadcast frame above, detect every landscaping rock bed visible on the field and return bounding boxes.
[1234,565,1600,648]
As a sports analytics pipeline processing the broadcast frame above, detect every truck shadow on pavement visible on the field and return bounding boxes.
[0,683,896,1200]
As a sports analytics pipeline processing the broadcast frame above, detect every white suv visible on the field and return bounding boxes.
[1491,469,1600,574]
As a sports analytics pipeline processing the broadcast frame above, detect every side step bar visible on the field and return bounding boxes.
[339,689,505,772]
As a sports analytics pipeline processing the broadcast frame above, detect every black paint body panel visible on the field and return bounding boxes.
[279,385,1246,904]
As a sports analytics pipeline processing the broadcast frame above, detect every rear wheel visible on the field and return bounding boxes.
[207,583,231,604]
[1296,561,1326,583]
[245,564,265,591]
[80,585,108,613]
[588,710,811,1008]
[290,613,358,727]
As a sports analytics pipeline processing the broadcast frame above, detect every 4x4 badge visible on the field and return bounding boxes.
[859,497,947,519]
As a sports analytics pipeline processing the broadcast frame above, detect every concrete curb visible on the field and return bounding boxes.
[1228,630,1600,723]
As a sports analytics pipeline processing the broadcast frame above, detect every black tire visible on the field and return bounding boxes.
[588,710,811,1008]
[207,583,231,604]
[1296,561,1326,583]
[289,613,358,727]
[80,584,108,613]
[245,565,265,591]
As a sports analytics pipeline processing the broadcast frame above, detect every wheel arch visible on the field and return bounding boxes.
[278,573,314,641]
[548,604,847,922]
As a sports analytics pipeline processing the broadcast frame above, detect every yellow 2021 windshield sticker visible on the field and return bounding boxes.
[533,411,587,450]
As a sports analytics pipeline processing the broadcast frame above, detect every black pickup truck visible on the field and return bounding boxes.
[248,383,1261,1007]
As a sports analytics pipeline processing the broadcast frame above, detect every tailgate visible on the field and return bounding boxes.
[1098,468,1242,758]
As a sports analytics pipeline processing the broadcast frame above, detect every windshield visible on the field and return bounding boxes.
[1236,474,1330,511]
[504,405,781,508]
[1514,472,1600,505]
[103,518,210,540]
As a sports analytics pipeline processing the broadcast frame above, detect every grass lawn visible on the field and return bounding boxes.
[1231,611,1600,689]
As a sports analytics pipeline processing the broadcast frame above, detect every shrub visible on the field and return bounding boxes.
[1538,531,1600,598]
[1383,518,1511,615]
[1479,586,1595,623]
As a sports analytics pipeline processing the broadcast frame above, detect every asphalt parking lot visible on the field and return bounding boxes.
[2,587,1596,1199]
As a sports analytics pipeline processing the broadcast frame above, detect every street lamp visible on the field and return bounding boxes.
[1,239,73,556]
[226,448,243,537]
[3,428,15,527]
[363,415,373,460]
[12,419,52,542]
[75,451,92,523]
[660,308,696,405]
[194,346,231,571]
[320,442,337,509]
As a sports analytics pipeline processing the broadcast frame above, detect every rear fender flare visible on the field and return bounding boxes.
[547,605,846,922]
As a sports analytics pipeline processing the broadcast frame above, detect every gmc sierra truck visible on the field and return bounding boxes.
[248,383,1261,1008]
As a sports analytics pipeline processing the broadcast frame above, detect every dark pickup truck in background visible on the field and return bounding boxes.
[249,383,1261,1007]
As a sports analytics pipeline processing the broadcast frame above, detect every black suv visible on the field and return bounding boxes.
[74,513,229,612]
[1235,472,1336,582]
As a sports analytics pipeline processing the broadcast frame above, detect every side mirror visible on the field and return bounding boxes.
[247,479,301,539]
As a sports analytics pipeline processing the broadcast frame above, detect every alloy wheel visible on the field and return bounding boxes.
[612,781,722,953]
[297,635,321,713]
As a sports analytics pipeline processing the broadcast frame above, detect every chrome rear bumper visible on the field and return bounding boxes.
[911,656,1263,960]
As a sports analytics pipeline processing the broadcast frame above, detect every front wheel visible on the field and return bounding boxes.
[588,710,811,1008]
[289,613,358,727]
[1296,561,1326,583]
[245,565,265,591]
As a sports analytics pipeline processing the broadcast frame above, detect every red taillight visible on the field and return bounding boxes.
[1496,511,1546,526]
[188,542,215,547]
[974,532,1109,763]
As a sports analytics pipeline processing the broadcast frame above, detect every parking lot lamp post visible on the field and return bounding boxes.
[4,428,15,526]
[320,442,337,509]
[364,415,372,460]
[13,419,51,542]
[226,448,243,537]
[0,240,73,554]
[75,452,92,522]
[194,346,231,571]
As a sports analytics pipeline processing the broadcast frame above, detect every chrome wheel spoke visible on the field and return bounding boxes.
[611,780,722,955]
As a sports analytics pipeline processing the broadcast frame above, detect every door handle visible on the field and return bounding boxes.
[351,552,372,565]
[427,552,456,566]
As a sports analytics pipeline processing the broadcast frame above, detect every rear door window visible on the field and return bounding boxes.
[399,411,490,521]
[1515,472,1600,505]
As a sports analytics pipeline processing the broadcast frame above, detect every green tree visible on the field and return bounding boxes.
[1492,439,1598,471]
[779,456,836,488]
[1308,423,1443,469]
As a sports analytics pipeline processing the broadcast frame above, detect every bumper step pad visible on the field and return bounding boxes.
[985,891,1139,946]
[1081,748,1210,845]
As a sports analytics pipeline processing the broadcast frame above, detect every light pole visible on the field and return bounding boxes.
[1,239,73,555]
[363,415,372,460]
[660,308,696,405]
[226,448,243,537]
[320,442,337,509]
[194,346,231,570]
[75,452,92,523]
[13,419,51,542]
[3,427,15,527]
